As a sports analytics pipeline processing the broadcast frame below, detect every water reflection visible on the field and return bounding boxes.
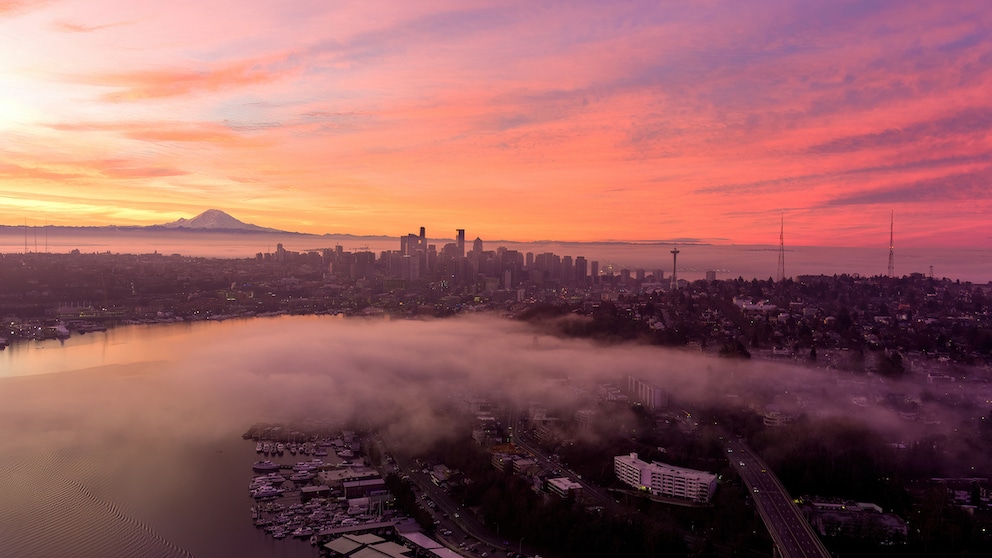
[0,317,320,558]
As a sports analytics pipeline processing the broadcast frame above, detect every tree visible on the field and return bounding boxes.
[719,340,751,359]
[877,351,905,378]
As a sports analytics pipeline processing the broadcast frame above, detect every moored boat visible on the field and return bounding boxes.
[252,460,280,473]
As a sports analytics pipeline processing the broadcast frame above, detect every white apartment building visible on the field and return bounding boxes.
[614,453,717,503]
[546,477,583,499]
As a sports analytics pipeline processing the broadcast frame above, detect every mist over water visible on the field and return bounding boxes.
[1,314,982,557]
[1,229,989,282]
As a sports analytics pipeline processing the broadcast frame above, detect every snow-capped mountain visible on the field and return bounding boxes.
[160,209,278,232]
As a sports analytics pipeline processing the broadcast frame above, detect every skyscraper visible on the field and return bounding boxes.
[575,256,588,285]
[561,255,574,285]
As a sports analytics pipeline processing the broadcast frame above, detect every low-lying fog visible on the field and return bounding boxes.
[1,314,981,453]
[3,313,988,557]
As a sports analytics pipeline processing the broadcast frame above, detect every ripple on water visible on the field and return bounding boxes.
[0,449,195,558]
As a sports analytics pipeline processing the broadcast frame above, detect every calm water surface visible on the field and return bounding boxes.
[0,318,325,558]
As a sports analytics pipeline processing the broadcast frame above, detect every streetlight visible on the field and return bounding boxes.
[519,537,525,556]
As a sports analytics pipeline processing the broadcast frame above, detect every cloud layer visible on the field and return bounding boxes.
[1,0,991,247]
[1,314,971,453]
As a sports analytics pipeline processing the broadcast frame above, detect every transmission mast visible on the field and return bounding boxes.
[776,213,786,282]
[670,245,680,291]
[887,210,894,277]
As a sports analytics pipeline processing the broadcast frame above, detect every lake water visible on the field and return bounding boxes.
[1,311,981,557]
[0,318,321,558]
[1,228,990,283]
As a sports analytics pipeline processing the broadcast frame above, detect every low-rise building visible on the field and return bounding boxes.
[324,533,412,557]
[546,477,583,499]
[343,478,387,499]
[801,499,908,544]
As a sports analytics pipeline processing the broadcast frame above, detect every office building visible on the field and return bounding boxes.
[575,256,588,285]
[546,477,583,499]
[456,229,465,258]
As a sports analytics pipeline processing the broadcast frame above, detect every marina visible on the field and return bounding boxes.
[242,425,406,550]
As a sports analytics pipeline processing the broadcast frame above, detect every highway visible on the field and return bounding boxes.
[725,439,831,558]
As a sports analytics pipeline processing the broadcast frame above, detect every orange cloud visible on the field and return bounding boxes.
[0,162,86,181]
[5,1,992,249]
[0,0,51,17]
[0,158,186,182]
[52,19,131,33]
[50,121,250,144]
[92,56,295,102]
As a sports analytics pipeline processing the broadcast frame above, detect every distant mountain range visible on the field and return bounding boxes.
[0,210,420,245]
[2,210,707,246]
[0,209,296,235]
[157,209,281,233]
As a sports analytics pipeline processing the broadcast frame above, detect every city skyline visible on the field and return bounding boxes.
[2,1,992,248]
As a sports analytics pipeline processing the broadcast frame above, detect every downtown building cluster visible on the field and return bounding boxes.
[388,226,598,288]
[284,226,668,296]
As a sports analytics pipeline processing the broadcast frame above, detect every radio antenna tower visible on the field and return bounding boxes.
[887,210,895,277]
[670,245,680,291]
[776,213,786,282]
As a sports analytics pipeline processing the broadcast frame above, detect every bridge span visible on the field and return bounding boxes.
[725,439,831,558]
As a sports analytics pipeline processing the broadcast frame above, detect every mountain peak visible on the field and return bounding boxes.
[161,210,275,231]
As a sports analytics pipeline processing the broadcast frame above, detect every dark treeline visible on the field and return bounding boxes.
[416,432,687,558]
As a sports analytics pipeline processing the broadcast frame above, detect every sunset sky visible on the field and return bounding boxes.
[1,0,990,247]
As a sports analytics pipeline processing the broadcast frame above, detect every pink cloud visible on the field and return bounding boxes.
[50,121,250,144]
[88,55,297,102]
[0,0,51,17]
[4,1,992,248]
[52,19,130,33]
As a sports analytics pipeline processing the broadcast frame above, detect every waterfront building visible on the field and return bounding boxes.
[324,533,413,557]
[343,478,387,499]
[398,532,465,558]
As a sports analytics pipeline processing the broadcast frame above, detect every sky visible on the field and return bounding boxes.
[1,0,991,247]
